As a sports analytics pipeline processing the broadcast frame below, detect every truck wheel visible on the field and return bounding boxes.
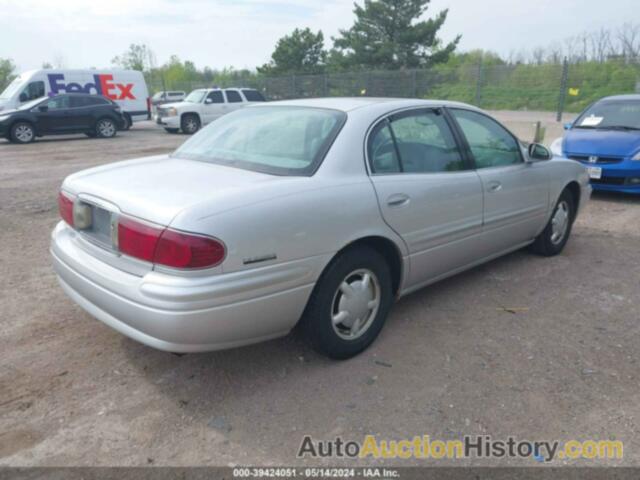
[181,114,200,134]
[96,118,117,138]
[10,122,35,144]
[300,246,394,359]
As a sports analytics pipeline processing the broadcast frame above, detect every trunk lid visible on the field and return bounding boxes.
[63,154,278,225]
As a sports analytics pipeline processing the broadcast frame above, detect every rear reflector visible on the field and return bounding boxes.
[117,216,226,269]
[58,191,74,227]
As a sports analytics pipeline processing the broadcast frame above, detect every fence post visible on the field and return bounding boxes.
[556,58,569,122]
[474,58,483,106]
[412,70,418,98]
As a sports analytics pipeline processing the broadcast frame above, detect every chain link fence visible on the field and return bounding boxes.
[148,58,640,121]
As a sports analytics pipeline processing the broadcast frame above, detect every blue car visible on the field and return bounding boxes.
[551,94,640,194]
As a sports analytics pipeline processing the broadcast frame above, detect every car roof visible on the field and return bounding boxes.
[599,94,640,102]
[253,97,478,113]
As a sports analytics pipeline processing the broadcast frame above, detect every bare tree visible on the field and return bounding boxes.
[617,23,640,61]
[531,47,545,65]
[546,42,564,64]
[590,28,613,62]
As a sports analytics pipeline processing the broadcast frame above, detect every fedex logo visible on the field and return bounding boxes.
[47,74,136,100]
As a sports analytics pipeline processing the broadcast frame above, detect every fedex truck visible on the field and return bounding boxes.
[0,69,150,128]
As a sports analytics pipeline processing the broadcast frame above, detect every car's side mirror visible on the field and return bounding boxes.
[38,105,49,112]
[563,122,573,130]
[19,93,28,102]
[205,98,213,104]
[528,143,552,161]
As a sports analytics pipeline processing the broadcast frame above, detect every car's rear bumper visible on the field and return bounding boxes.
[51,222,323,352]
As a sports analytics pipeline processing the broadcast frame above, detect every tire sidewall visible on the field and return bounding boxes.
[303,247,393,359]
[11,122,35,144]
[181,114,200,134]
[540,190,575,255]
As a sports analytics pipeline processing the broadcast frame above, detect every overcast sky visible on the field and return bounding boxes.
[0,0,637,72]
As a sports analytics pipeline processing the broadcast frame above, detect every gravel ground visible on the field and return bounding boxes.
[0,116,638,467]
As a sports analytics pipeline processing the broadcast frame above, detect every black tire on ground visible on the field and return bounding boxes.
[164,128,180,134]
[10,122,35,144]
[530,188,576,256]
[122,114,132,131]
[300,246,394,360]
[181,114,200,134]
[95,118,117,138]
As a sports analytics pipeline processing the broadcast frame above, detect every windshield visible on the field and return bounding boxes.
[173,106,346,176]
[0,76,26,100]
[184,90,207,103]
[574,100,640,130]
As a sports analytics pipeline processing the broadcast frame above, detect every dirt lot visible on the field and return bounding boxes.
[1,116,639,467]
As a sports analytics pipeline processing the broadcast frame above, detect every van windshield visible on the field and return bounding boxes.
[0,77,26,99]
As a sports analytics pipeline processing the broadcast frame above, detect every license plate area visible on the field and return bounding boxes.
[587,167,602,180]
[77,203,117,250]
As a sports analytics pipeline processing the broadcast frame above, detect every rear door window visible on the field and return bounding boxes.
[224,90,243,103]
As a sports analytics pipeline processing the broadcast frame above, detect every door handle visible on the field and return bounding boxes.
[487,181,502,192]
[387,194,410,207]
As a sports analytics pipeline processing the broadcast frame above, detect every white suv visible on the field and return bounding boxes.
[155,88,266,134]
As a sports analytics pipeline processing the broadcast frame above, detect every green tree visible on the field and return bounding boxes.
[331,0,460,70]
[0,58,16,90]
[112,44,154,71]
[259,28,326,74]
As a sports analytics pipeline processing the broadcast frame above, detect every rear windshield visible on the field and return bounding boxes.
[173,106,346,176]
[574,100,640,130]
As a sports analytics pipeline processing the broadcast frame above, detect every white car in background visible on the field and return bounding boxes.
[151,90,186,106]
[155,87,266,134]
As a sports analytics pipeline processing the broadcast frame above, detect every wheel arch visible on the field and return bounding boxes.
[330,235,405,297]
[181,111,201,123]
[562,181,581,221]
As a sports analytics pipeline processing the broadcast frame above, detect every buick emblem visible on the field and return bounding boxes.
[588,156,599,163]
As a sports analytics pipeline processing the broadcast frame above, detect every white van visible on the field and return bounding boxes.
[0,69,150,128]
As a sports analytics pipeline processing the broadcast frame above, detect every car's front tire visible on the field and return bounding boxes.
[10,122,35,144]
[530,188,575,256]
[300,246,393,359]
[181,114,200,134]
[95,118,117,138]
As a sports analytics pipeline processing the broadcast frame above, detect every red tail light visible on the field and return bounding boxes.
[117,217,226,269]
[118,217,162,263]
[58,191,74,226]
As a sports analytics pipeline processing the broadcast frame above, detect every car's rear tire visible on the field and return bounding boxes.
[10,122,35,144]
[95,118,117,138]
[164,128,179,134]
[300,246,393,359]
[181,114,200,134]
[530,188,575,256]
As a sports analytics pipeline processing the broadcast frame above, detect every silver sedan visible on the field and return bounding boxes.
[51,98,591,359]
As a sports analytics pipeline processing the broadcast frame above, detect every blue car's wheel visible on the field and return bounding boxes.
[531,189,575,256]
